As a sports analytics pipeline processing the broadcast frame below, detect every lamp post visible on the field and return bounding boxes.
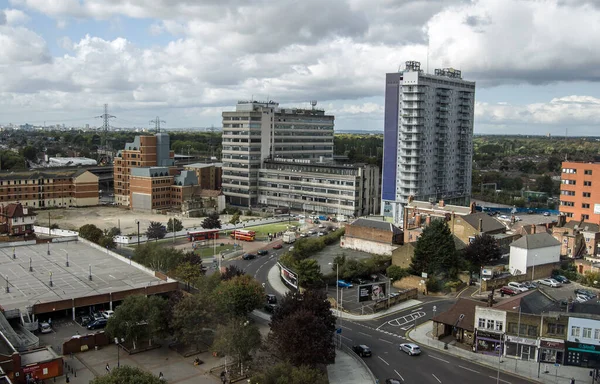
[65,250,69,267]
[513,305,522,372]
[114,337,124,367]
[135,220,140,247]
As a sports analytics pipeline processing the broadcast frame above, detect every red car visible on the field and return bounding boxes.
[500,286,519,296]
[273,244,283,249]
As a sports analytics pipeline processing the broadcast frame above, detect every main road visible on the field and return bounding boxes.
[223,244,535,384]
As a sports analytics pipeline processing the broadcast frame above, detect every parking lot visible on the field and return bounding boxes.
[538,280,600,303]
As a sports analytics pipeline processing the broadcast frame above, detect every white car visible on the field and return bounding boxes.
[102,310,115,319]
[39,322,52,334]
[514,216,522,222]
[508,282,529,292]
[538,278,561,288]
[499,215,510,220]
[399,343,421,356]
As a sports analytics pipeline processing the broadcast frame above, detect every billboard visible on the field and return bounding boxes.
[278,263,298,289]
[358,283,386,302]
[594,204,600,215]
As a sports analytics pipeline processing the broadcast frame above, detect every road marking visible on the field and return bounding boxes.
[488,376,511,384]
[411,307,423,312]
[429,355,450,364]
[341,325,353,330]
[358,331,370,336]
[432,373,441,383]
[394,369,404,381]
[341,335,352,342]
[458,365,480,373]
[378,338,393,344]
[378,356,390,366]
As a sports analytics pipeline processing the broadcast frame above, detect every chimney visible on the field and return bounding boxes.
[425,215,431,226]
[532,225,536,234]
[416,215,422,227]
[439,200,445,207]
[478,218,483,233]
[470,201,477,214]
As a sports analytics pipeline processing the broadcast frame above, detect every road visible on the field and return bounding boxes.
[224,244,536,384]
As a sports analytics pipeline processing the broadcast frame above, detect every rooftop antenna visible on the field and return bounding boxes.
[310,100,318,110]
[150,116,166,133]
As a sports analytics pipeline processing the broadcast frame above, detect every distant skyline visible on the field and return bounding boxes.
[1,0,600,135]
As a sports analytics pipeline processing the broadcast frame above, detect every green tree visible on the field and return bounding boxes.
[270,289,336,367]
[229,212,241,226]
[105,226,121,238]
[386,265,409,281]
[201,212,221,229]
[250,362,328,384]
[463,234,502,275]
[174,262,205,290]
[295,259,323,288]
[411,219,459,277]
[98,235,116,249]
[221,265,245,281]
[133,243,184,273]
[146,221,166,241]
[167,218,183,232]
[213,317,262,373]
[171,293,216,349]
[90,365,163,384]
[21,145,37,161]
[536,174,555,195]
[340,258,368,280]
[79,224,103,243]
[215,274,264,317]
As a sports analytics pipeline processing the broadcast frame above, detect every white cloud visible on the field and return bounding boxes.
[3,9,30,24]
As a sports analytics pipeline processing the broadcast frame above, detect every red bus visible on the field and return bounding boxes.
[230,229,256,242]
[187,229,220,242]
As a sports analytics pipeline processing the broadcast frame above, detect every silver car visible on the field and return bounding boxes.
[399,343,421,356]
[538,278,561,288]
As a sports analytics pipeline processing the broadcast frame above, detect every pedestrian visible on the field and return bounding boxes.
[105,363,110,373]
[570,378,575,384]
[65,374,70,383]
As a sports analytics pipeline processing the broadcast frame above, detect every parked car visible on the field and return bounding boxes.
[553,275,570,284]
[102,310,115,319]
[507,282,529,292]
[337,280,353,288]
[499,286,519,296]
[352,345,372,357]
[385,380,402,384]
[575,289,597,299]
[264,304,278,313]
[266,294,277,304]
[299,233,307,238]
[543,212,551,217]
[92,312,104,321]
[318,224,325,228]
[522,281,538,289]
[307,230,316,235]
[273,244,283,250]
[575,294,590,303]
[399,343,421,356]
[514,216,522,222]
[257,250,268,256]
[79,315,92,326]
[87,318,108,330]
[527,210,535,214]
[499,215,510,220]
[39,322,52,334]
[538,278,561,287]
[242,253,257,260]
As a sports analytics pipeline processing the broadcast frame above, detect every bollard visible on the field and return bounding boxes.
[74,370,76,377]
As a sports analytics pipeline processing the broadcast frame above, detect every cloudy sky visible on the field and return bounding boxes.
[1,0,600,135]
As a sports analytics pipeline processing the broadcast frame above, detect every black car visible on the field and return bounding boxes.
[266,294,277,304]
[264,304,278,313]
[385,380,401,384]
[352,344,372,357]
[575,288,597,299]
[257,250,268,256]
[87,318,108,330]
[242,253,257,260]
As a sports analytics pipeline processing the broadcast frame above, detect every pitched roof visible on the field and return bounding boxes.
[510,232,561,250]
[564,220,600,232]
[199,189,222,197]
[0,168,88,181]
[493,289,558,314]
[432,298,481,332]
[0,203,35,218]
[459,212,506,233]
[349,218,401,233]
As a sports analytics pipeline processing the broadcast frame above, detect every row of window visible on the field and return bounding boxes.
[562,168,594,175]
[560,191,593,198]
[562,180,593,186]
[478,318,504,331]
[560,201,592,209]
[571,326,600,340]
[0,178,73,185]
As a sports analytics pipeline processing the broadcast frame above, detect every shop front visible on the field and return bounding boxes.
[505,335,538,361]
[475,330,504,356]
[539,338,565,365]
[566,341,600,368]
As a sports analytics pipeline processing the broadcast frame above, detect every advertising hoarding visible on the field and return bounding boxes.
[278,263,298,289]
[358,283,386,302]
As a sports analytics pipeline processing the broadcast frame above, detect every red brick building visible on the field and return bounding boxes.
[0,203,36,236]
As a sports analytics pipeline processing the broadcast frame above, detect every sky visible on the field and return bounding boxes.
[1,0,600,135]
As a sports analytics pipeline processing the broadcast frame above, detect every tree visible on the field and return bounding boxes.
[21,146,37,161]
[133,243,184,273]
[105,226,121,238]
[90,366,163,384]
[214,274,264,317]
[386,265,409,281]
[79,224,103,243]
[229,212,241,226]
[536,174,555,195]
[174,262,205,290]
[167,218,183,232]
[269,289,336,367]
[411,219,459,277]
[250,362,328,384]
[171,293,216,349]
[340,258,368,280]
[221,265,245,281]
[146,221,166,241]
[105,295,169,349]
[463,234,502,274]
[98,235,116,249]
[201,212,221,229]
[295,259,323,288]
[213,317,262,373]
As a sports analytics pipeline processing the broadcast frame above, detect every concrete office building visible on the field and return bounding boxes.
[381,61,476,224]
[222,100,334,207]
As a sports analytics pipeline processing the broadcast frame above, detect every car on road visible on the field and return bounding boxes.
[499,215,510,220]
[538,278,561,287]
[337,280,353,288]
[352,345,372,357]
[499,286,519,296]
[507,282,529,292]
[385,380,402,384]
[272,244,283,250]
[575,288,597,299]
[543,212,551,216]
[78,315,92,326]
[553,275,570,284]
[299,233,307,238]
[87,318,108,330]
[399,343,421,356]
[264,304,278,313]
[242,253,257,260]
[39,322,52,334]
[257,250,268,256]
[102,310,115,319]
[266,294,277,304]
[527,210,534,214]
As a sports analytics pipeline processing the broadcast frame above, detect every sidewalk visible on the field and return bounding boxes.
[409,320,589,384]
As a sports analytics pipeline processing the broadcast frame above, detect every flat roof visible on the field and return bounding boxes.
[0,241,165,311]
[20,347,59,365]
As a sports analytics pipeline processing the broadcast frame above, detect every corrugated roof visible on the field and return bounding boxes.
[460,212,506,233]
[510,232,561,250]
[432,298,481,332]
[349,218,400,233]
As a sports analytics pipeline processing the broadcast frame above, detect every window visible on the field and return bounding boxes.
[495,321,504,332]
[584,328,592,338]
[562,179,576,185]
[584,181,592,187]
[572,326,581,337]
[584,170,593,175]
[583,203,591,209]
[528,325,538,337]
[563,168,577,174]
[595,329,600,340]
[584,192,592,198]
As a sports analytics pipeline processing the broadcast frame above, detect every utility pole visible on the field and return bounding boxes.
[96,104,116,157]
[150,116,166,133]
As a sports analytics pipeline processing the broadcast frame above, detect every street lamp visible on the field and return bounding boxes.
[135,220,140,247]
[513,305,522,372]
[65,250,69,267]
[114,337,124,367]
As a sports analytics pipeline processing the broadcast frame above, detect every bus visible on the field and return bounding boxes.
[187,229,220,242]
[230,229,256,242]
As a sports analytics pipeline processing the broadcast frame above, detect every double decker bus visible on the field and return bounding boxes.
[187,229,220,242]
[230,229,256,242]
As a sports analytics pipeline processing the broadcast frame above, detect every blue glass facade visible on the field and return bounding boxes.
[382,73,402,201]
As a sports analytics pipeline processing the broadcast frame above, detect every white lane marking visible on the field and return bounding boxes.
[378,356,390,366]
[341,335,353,342]
[378,338,393,344]
[411,307,423,312]
[429,355,450,364]
[459,365,480,373]
[488,376,511,384]
[394,369,404,381]
[358,331,370,336]
[341,325,353,330]
[432,373,441,383]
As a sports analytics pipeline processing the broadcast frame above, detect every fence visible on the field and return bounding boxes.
[62,331,109,355]
[338,344,378,383]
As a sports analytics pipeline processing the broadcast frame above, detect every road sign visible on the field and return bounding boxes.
[421,272,428,278]
[433,305,437,312]
[336,328,342,334]
[554,363,560,367]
